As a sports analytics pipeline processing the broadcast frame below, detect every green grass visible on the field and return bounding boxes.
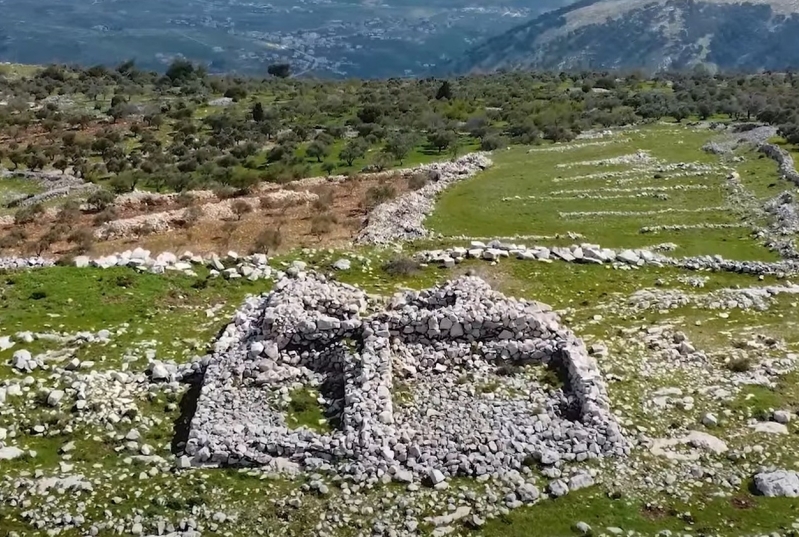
[1,194,798,537]
[286,387,331,433]
[0,176,43,204]
[427,124,779,261]
[724,372,799,419]
[483,486,799,537]
[0,267,270,369]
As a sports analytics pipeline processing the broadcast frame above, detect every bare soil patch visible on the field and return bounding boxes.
[1,169,414,258]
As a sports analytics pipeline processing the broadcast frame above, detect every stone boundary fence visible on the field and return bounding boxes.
[758,143,799,187]
[356,153,493,245]
[1,169,93,208]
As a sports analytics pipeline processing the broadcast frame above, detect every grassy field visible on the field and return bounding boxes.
[427,124,782,261]
[2,252,799,536]
[3,123,799,536]
[0,176,43,206]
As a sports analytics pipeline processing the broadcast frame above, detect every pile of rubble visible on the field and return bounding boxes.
[356,153,492,245]
[0,256,54,270]
[185,273,626,483]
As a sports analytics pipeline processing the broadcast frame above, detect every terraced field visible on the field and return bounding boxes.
[428,124,785,260]
[3,123,799,537]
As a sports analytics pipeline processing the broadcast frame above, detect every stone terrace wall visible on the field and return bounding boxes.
[356,153,492,245]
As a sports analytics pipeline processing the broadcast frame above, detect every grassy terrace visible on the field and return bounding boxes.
[427,124,782,261]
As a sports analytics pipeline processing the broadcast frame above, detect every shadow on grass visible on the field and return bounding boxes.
[171,379,202,455]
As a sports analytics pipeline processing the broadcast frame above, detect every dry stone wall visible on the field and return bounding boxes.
[356,153,492,245]
[185,272,626,480]
[759,143,799,186]
[415,241,799,277]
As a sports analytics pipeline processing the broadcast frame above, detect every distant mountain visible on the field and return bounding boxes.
[449,0,799,74]
[0,0,575,78]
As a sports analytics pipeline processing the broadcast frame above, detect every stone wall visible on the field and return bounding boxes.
[416,240,799,277]
[759,143,799,187]
[185,272,626,479]
[356,153,492,245]
[1,169,90,208]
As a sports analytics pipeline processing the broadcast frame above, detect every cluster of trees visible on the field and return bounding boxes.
[3,61,799,197]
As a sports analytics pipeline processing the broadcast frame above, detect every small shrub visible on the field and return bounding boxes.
[135,222,156,236]
[0,228,28,249]
[382,256,420,276]
[93,207,118,225]
[180,206,204,228]
[165,498,186,511]
[29,290,48,300]
[312,186,335,211]
[141,195,160,208]
[496,364,521,377]
[231,199,253,220]
[176,191,195,207]
[14,204,44,226]
[109,175,135,194]
[114,274,135,288]
[361,184,397,210]
[191,278,209,290]
[310,213,336,239]
[477,381,500,394]
[727,357,753,373]
[220,221,238,245]
[259,196,278,211]
[87,189,116,211]
[321,161,336,176]
[252,228,283,254]
[214,186,238,200]
[288,393,312,414]
[408,172,429,191]
[456,374,473,385]
[539,366,564,388]
[32,235,56,256]
[56,200,82,224]
[68,227,95,254]
[480,135,505,151]
[56,253,75,266]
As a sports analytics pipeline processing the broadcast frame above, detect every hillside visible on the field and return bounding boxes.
[0,0,571,78]
[451,0,799,73]
[5,64,799,537]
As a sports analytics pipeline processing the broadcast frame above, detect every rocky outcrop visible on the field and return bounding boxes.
[754,469,799,497]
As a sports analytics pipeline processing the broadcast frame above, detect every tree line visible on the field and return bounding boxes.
[2,60,799,197]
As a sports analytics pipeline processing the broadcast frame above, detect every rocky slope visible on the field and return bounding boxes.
[450,0,799,73]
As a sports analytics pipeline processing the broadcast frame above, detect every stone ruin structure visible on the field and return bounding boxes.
[186,273,626,479]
